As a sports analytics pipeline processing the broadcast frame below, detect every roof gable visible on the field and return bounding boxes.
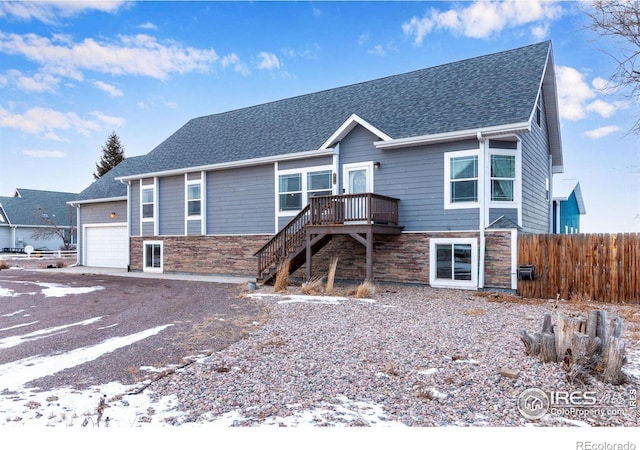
[76,156,148,202]
[125,41,554,177]
[0,189,78,226]
[553,177,586,215]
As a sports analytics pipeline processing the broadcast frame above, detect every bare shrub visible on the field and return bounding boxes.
[355,280,375,298]
[325,257,339,295]
[301,275,324,295]
[0,259,8,270]
[273,260,290,293]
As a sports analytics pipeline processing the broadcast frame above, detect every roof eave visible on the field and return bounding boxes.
[69,196,127,206]
[116,147,338,182]
[374,122,531,150]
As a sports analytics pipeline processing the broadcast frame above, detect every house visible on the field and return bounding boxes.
[73,41,564,291]
[552,177,586,234]
[0,188,78,252]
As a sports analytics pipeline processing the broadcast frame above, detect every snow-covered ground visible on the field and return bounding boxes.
[0,275,638,449]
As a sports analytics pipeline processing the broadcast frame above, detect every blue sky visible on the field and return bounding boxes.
[0,0,638,233]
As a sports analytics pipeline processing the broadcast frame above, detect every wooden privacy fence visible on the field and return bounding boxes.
[517,233,640,303]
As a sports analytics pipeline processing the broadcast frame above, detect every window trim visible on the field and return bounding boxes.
[487,148,520,208]
[186,179,203,219]
[429,237,478,289]
[141,185,155,222]
[143,240,163,273]
[276,164,335,217]
[444,149,479,210]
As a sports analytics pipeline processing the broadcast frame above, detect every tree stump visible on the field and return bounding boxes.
[521,310,627,385]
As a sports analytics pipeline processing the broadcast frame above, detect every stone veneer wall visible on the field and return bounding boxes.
[130,235,270,276]
[484,230,514,289]
[130,231,514,288]
[292,232,481,285]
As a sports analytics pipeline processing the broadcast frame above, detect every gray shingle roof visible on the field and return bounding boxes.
[76,156,148,202]
[135,41,552,175]
[0,189,78,226]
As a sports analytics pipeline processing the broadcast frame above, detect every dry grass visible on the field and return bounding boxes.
[273,260,290,293]
[0,259,8,270]
[355,280,375,298]
[301,275,324,295]
[325,257,339,295]
[464,308,486,316]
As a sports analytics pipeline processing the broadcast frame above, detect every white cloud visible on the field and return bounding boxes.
[257,52,281,70]
[357,33,369,45]
[22,150,66,158]
[367,45,385,57]
[556,66,596,120]
[0,106,104,139]
[402,0,563,44]
[0,32,219,81]
[139,22,157,30]
[556,65,627,121]
[3,69,60,93]
[0,1,127,24]
[90,111,125,127]
[93,80,123,97]
[584,125,621,139]
[220,53,250,76]
[586,99,617,118]
[592,76,618,93]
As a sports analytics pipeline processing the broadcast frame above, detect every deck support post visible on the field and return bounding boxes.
[305,232,312,282]
[366,231,373,281]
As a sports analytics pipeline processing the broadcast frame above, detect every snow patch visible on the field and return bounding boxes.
[35,282,105,298]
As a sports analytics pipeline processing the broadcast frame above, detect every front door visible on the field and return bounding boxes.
[343,162,373,222]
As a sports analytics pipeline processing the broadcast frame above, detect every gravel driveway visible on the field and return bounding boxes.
[0,264,268,392]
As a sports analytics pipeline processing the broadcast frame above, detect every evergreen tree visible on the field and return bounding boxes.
[94,131,125,180]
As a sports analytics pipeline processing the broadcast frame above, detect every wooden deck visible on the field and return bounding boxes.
[255,193,402,283]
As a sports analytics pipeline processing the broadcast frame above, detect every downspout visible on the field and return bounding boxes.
[477,132,486,290]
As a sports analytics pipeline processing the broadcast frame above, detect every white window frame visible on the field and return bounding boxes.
[186,179,203,219]
[429,237,478,289]
[143,240,163,273]
[342,161,374,194]
[141,185,155,222]
[444,149,479,210]
[487,149,519,207]
[276,164,334,217]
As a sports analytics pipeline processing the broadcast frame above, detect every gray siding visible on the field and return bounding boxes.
[130,184,140,236]
[0,227,10,249]
[521,90,552,233]
[489,208,518,225]
[142,221,154,236]
[158,175,184,235]
[339,125,480,231]
[278,156,333,170]
[208,164,275,234]
[187,220,201,235]
[80,201,127,226]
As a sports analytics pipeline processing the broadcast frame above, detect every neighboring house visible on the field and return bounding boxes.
[553,177,586,234]
[0,188,78,252]
[73,41,564,291]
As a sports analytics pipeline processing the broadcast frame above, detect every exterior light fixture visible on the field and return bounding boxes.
[110,212,116,219]
[374,162,381,170]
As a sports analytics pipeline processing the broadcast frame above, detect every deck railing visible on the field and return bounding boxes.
[255,193,399,277]
[309,193,399,226]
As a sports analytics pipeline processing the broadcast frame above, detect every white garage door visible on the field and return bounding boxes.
[85,225,128,268]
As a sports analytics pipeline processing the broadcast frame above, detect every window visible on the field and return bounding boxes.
[430,238,478,289]
[445,151,478,208]
[141,187,154,219]
[143,241,162,273]
[279,173,302,211]
[278,167,333,213]
[490,154,515,202]
[307,170,332,198]
[536,95,542,127]
[187,182,201,217]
